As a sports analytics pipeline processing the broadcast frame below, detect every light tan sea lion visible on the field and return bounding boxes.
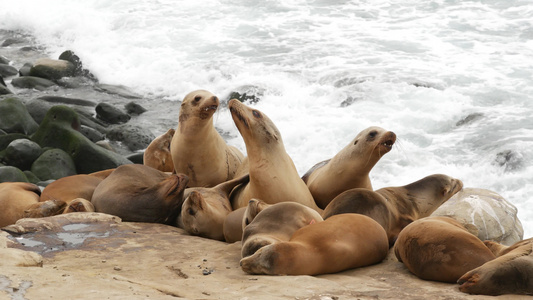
[62,198,95,214]
[458,238,533,296]
[170,90,244,187]
[394,216,496,283]
[302,126,396,209]
[241,200,323,258]
[240,213,389,275]
[40,174,103,204]
[228,99,320,211]
[223,207,247,243]
[322,174,463,246]
[0,182,41,227]
[178,174,249,241]
[91,164,189,224]
[144,128,175,172]
[23,199,67,218]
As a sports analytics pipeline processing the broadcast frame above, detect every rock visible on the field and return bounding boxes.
[456,113,483,127]
[0,129,6,135]
[80,125,105,143]
[431,188,523,246]
[106,124,155,151]
[227,85,264,103]
[30,105,132,174]
[94,83,141,99]
[18,62,32,76]
[0,133,29,150]
[4,139,42,170]
[29,58,76,81]
[0,247,43,267]
[31,148,77,181]
[0,75,5,87]
[0,83,12,95]
[0,55,10,64]
[125,102,147,115]
[1,37,26,47]
[38,95,97,107]
[95,103,131,124]
[125,152,144,164]
[58,50,97,81]
[494,150,523,172]
[23,170,41,184]
[0,97,39,135]
[11,76,56,90]
[0,166,29,183]
[0,63,18,77]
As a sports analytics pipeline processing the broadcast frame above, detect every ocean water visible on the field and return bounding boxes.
[1,0,532,237]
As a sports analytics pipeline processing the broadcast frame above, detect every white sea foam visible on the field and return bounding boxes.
[1,0,531,236]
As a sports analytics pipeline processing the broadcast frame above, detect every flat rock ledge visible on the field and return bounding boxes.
[0,213,521,300]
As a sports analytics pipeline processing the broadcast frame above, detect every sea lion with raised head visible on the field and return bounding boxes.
[144,128,175,172]
[170,90,244,187]
[322,174,463,245]
[302,126,396,209]
[91,164,189,224]
[394,216,496,283]
[228,99,320,211]
[179,174,249,241]
[458,238,533,296]
[240,213,389,275]
[0,182,41,227]
[241,199,323,258]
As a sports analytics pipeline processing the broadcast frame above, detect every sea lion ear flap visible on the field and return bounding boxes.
[188,191,204,210]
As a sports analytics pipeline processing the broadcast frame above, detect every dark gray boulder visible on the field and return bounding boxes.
[106,124,155,151]
[11,76,56,90]
[95,102,131,124]
[0,166,29,183]
[0,64,18,77]
[31,148,77,180]
[0,97,39,135]
[5,139,42,170]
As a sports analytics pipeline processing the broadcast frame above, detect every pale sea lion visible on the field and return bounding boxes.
[40,174,103,204]
[302,126,396,209]
[23,199,67,218]
[241,200,323,258]
[394,216,496,283]
[240,213,389,275]
[228,99,320,211]
[223,207,247,243]
[91,164,189,224]
[0,182,41,227]
[179,174,249,241]
[322,174,463,245]
[144,128,175,172]
[170,90,244,187]
[458,238,533,296]
[63,198,95,214]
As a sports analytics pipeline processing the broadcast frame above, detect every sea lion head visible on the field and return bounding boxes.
[228,99,282,151]
[178,89,220,124]
[144,128,175,172]
[63,198,95,214]
[350,126,396,158]
[24,199,67,218]
[180,190,222,239]
[407,174,464,216]
[242,198,271,230]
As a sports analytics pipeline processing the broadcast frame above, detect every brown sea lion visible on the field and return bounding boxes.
[88,168,115,180]
[170,90,244,187]
[178,174,250,241]
[144,128,175,172]
[302,126,396,209]
[240,213,389,275]
[458,238,533,296]
[91,164,189,224]
[223,207,247,243]
[0,182,41,227]
[241,200,323,258]
[63,198,95,214]
[23,199,67,218]
[322,174,463,245]
[228,99,320,211]
[394,216,496,283]
[40,174,103,204]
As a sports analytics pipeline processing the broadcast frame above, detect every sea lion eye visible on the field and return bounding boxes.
[368,131,378,139]
[188,208,195,215]
[194,96,202,102]
[353,140,358,145]
[252,110,261,118]
[245,218,250,226]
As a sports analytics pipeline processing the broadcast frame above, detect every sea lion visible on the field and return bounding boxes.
[170,90,244,187]
[322,174,463,245]
[40,174,103,204]
[302,126,396,209]
[91,164,189,224]
[23,199,67,218]
[0,182,41,227]
[394,216,496,283]
[458,238,533,296]
[228,99,320,211]
[144,128,175,172]
[63,198,95,214]
[88,168,115,179]
[223,207,247,243]
[240,213,389,275]
[179,174,250,241]
[241,198,271,230]
[241,200,323,258]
